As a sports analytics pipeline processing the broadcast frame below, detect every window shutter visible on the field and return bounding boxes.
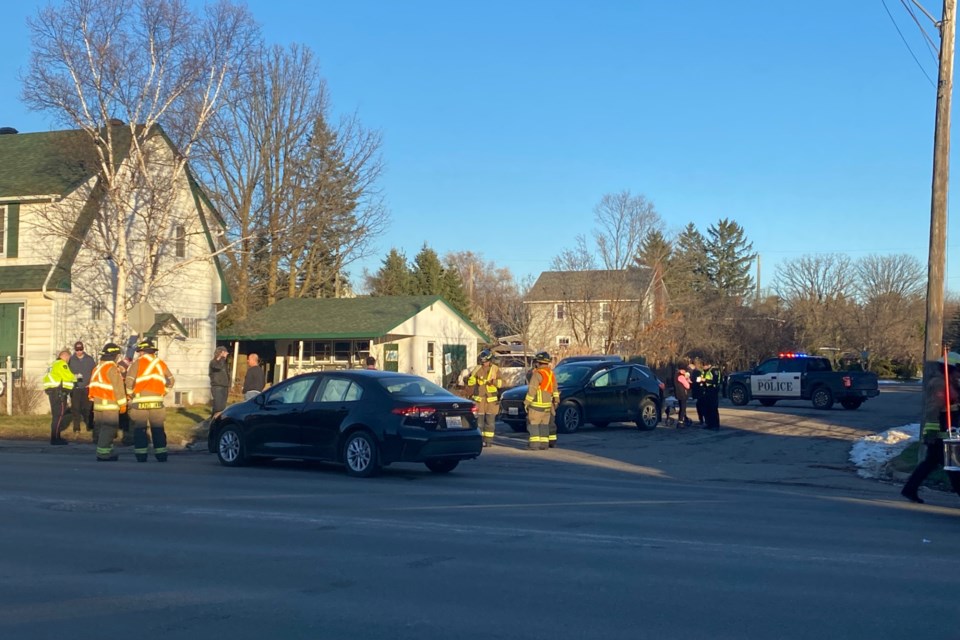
[6,204,18,258]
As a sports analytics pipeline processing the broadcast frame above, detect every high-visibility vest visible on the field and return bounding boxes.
[468,364,502,402]
[88,361,127,411]
[42,359,76,391]
[525,367,558,409]
[127,354,174,408]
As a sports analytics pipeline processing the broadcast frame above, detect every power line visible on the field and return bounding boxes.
[882,0,938,86]
[900,0,940,59]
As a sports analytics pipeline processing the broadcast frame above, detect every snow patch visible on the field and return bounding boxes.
[849,423,919,479]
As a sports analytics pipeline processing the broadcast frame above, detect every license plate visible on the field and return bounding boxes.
[445,416,465,429]
[508,407,519,415]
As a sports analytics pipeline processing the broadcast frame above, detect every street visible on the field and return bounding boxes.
[1,384,959,639]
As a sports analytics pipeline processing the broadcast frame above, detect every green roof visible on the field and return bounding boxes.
[0,264,69,292]
[219,295,489,341]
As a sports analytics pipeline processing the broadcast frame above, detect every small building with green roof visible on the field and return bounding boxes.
[218,295,489,388]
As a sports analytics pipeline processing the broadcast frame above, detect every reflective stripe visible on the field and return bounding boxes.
[154,447,168,454]
[481,431,495,438]
[96,447,113,455]
[134,448,149,454]
[93,402,120,410]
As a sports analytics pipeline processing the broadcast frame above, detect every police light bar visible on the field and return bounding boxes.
[778,352,808,358]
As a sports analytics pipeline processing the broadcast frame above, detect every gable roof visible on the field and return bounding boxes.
[0,264,69,292]
[525,269,653,303]
[219,295,489,342]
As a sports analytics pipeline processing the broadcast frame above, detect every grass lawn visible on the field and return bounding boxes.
[0,405,211,446]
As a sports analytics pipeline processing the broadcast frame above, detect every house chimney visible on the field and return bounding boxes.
[0,127,18,135]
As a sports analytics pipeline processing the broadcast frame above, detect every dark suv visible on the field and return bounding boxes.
[498,360,663,433]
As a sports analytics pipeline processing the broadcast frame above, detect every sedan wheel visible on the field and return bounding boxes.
[217,426,245,467]
[557,401,582,434]
[636,397,659,430]
[425,459,460,474]
[343,430,379,478]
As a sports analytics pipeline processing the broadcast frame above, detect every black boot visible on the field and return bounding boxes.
[901,487,924,504]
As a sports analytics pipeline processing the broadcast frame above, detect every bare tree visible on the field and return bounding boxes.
[773,253,855,353]
[22,0,256,335]
[593,191,661,270]
[443,251,522,339]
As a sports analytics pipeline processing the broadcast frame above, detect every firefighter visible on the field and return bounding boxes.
[43,350,76,445]
[524,351,559,450]
[125,338,175,462]
[88,343,127,462]
[467,349,503,447]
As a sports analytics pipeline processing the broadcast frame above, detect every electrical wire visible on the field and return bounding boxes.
[899,0,940,59]
[881,0,937,87]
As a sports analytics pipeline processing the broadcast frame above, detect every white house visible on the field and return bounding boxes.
[218,295,489,388]
[0,126,230,411]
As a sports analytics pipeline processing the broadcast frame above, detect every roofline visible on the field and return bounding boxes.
[218,331,387,340]
[0,195,62,203]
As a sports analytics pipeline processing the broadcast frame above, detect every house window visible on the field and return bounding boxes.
[427,341,436,372]
[334,341,351,362]
[181,316,202,339]
[557,337,570,349]
[600,302,610,323]
[92,300,105,321]
[175,225,186,258]
[555,304,565,320]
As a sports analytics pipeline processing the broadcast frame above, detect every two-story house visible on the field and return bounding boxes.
[0,126,229,412]
[524,269,655,355]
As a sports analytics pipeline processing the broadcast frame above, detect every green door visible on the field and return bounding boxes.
[384,343,399,372]
[0,303,22,371]
[443,344,466,388]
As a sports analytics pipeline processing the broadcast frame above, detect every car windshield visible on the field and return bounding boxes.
[553,364,595,386]
[379,376,450,397]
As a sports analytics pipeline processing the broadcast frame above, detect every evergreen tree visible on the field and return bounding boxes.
[671,223,710,299]
[411,245,445,295]
[704,218,755,298]
[367,248,412,295]
[441,268,471,316]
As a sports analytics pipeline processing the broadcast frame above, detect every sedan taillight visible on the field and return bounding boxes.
[391,406,437,419]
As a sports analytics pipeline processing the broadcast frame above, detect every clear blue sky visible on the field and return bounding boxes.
[2,1,957,292]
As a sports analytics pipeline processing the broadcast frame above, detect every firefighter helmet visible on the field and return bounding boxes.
[534,351,552,364]
[478,349,493,363]
[136,338,157,353]
[100,342,122,360]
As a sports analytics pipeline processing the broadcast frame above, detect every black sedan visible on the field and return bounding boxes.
[498,361,663,433]
[207,370,482,477]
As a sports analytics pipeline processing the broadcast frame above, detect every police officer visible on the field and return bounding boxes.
[467,349,503,447]
[88,343,127,461]
[524,351,559,450]
[43,350,76,445]
[125,338,175,462]
[699,361,722,431]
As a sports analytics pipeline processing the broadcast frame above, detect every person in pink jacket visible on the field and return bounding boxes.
[675,366,692,428]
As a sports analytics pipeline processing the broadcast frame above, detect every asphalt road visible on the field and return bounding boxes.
[1,384,959,640]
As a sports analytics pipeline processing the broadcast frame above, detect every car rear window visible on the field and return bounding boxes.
[379,377,449,397]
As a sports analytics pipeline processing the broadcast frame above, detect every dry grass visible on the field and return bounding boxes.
[0,405,210,445]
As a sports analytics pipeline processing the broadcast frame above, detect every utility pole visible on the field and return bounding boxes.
[921,0,957,434]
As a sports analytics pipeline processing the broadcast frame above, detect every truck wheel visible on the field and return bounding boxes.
[811,387,834,410]
[840,398,863,410]
[728,383,749,406]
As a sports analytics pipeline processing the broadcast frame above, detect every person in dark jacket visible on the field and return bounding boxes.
[68,341,96,437]
[209,346,231,416]
[675,366,692,428]
[242,353,265,400]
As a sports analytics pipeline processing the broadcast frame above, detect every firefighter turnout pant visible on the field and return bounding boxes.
[47,389,69,443]
[526,407,551,450]
[94,409,120,460]
[477,402,498,446]
[129,406,168,462]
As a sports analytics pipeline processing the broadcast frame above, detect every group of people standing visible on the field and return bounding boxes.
[43,338,175,462]
[672,361,722,431]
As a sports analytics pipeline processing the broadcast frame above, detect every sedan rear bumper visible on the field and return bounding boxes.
[384,427,483,463]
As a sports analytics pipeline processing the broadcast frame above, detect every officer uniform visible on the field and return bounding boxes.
[467,350,502,447]
[699,364,721,430]
[43,351,76,445]
[88,343,127,461]
[524,352,559,450]
[125,338,175,462]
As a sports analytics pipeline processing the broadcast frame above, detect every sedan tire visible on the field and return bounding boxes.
[556,401,582,434]
[636,397,659,430]
[343,430,380,478]
[425,459,460,474]
[216,425,246,467]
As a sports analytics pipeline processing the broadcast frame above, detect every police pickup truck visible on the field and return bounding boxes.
[724,353,879,410]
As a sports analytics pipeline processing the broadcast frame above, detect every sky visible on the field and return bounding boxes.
[2,1,959,293]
